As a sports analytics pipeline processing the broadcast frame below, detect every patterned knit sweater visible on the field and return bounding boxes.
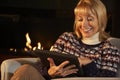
[50,32,120,77]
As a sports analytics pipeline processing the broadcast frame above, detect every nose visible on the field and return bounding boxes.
[82,20,88,28]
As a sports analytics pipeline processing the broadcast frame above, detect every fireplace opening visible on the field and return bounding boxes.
[0,9,74,53]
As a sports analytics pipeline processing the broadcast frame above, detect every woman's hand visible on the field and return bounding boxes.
[47,58,78,78]
[78,56,92,67]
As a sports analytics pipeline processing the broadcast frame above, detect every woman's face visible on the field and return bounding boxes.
[75,9,99,39]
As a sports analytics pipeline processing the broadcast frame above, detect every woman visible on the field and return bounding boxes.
[48,0,120,78]
[11,0,120,80]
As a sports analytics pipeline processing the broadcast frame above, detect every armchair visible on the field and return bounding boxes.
[1,37,120,80]
[1,58,40,80]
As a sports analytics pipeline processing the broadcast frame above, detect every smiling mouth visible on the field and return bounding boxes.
[82,27,92,33]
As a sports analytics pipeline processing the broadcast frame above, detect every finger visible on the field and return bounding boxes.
[64,65,76,71]
[47,58,56,67]
[78,57,81,63]
[62,68,78,77]
[78,57,82,67]
[58,60,69,69]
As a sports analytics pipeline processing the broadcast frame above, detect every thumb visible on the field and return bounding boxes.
[47,58,56,67]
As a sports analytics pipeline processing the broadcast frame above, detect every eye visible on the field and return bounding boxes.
[77,17,83,22]
[78,18,83,21]
[88,17,93,21]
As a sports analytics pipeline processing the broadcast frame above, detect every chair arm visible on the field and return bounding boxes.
[1,57,40,80]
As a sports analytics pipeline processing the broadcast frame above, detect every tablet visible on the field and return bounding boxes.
[29,50,83,76]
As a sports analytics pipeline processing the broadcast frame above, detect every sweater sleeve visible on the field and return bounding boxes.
[82,45,120,77]
[82,61,117,77]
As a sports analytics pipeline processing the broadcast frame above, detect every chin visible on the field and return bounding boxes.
[83,34,92,38]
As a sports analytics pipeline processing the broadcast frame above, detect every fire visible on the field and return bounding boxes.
[49,46,53,51]
[10,48,17,52]
[10,32,44,53]
[37,42,43,50]
[25,32,43,51]
[25,33,32,50]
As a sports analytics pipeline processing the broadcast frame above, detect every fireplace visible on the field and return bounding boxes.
[0,9,76,66]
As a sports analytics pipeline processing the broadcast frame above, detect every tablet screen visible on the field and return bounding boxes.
[29,50,83,76]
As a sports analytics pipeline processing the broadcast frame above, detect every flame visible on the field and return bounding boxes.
[32,42,43,51]
[10,48,17,52]
[25,32,43,51]
[32,43,39,51]
[10,32,44,53]
[25,33,32,49]
[33,47,37,51]
[24,47,29,52]
[49,46,53,51]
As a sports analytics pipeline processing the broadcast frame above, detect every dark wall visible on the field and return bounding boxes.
[111,0,120,38]
[0,0,79,50]
[0,0,79,10]
[0,10,74,50]
[0,0,119,50]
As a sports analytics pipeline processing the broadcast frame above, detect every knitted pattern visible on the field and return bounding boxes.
[50,32,120,77]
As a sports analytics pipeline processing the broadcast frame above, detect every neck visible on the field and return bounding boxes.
[82,32,101,45]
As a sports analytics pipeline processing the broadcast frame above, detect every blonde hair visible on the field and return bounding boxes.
[74,0,110,41]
